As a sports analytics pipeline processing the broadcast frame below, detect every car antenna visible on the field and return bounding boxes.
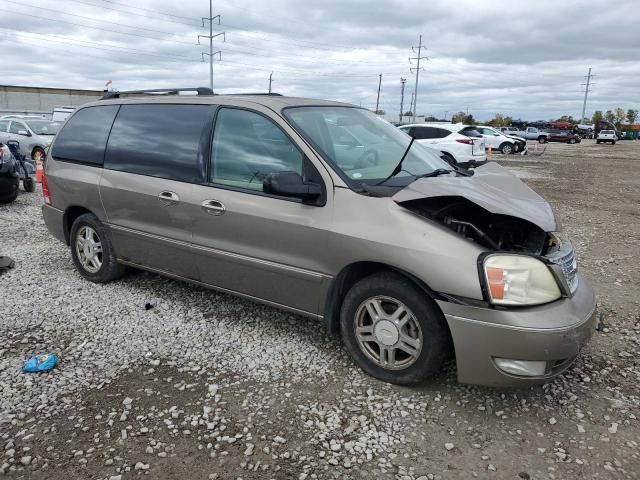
[376,136,416,186]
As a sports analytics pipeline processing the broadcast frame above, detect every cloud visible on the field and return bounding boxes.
[0,0,637,120]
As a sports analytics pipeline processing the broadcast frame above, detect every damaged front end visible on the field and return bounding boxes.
[393,162,579,300]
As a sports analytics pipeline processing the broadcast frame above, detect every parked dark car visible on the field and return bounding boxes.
[0,143,20,203]
[547,130,581,144]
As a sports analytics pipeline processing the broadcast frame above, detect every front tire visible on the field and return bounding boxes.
[340,272,452,385]
[31,147,45,161]
[538,136,547,144]
[499,142,513,154]
[70,213,125,283]
[596,140,601,144]
[0,184,18,204]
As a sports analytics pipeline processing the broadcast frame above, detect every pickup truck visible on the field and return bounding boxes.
[500,127,550,143]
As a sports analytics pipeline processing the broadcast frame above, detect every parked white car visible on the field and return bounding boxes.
[596,130,617,145]
[0,116,61,159]
[472,126,521,154]
[398,123,486,166]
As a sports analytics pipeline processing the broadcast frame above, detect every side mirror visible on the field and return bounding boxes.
[263,171,322,201]
[18,130,30,137]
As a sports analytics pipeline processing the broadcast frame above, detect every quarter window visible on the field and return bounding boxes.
[9,121,27,134]
[210,108,303,191]
[0,120,9,132]
[104,104,212,183]
[51,106,119,165]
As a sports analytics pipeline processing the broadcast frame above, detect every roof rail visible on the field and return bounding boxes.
[100,87,214,100]
[222,93,283,96]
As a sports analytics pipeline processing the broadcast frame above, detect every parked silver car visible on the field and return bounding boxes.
[0,116,61,159]
[41,89,596,387]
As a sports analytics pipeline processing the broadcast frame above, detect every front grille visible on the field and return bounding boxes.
[548,244,579,294]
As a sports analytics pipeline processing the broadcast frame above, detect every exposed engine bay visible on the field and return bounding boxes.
[401,196,556,255]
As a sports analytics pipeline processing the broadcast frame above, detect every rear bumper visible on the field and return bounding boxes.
[438,275,597,387]
[42,204,67,244]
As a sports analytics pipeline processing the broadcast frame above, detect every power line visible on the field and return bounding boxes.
[198,0,225,92]
[409,34,428,123]
[63,0,201,27]
[97,0,200,23]
[580,68,595,123]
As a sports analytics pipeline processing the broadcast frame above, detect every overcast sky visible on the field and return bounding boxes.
[0,0,638,121]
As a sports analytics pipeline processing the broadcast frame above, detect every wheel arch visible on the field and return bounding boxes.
[323,261,441,335]
[63,205,95,245]
[30,144,46,159]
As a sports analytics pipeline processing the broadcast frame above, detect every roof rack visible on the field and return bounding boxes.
[100,87,214,100]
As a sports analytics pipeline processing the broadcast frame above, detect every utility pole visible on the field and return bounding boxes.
[409,35,428,123]
[580,68,594,123]
[375,74,382,113]
[409,92,414,116]
[399,78,406,123]
[268,72,273,93]
[198,0,225,92]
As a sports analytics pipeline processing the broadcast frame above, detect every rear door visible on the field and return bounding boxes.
[189,105,333,316]
[0,120,9,144]
[100,103,214,280]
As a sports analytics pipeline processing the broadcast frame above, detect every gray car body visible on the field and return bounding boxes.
[42,94,596,386]
[0,117,56,159]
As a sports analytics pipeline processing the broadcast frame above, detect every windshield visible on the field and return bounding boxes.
[285,106,449,187]
[25,120,61,135]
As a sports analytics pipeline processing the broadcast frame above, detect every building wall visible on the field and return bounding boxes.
[0,85,104,118]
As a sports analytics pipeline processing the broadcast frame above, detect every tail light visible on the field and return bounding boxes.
[42,172,51,205]
[456,138,473,145]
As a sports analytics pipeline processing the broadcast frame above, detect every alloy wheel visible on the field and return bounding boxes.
[354,296,423,370]
[75,226,103,273]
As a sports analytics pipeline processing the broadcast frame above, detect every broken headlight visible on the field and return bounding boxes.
[482,254,561,306]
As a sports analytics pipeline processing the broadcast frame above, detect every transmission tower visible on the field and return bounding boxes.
[399,78,407,123]
[580,68,595,123]
[198,0,225,92]
[409,35,428,123]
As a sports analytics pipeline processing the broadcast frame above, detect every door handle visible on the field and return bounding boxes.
[158,191,180,204]
[201,199,226,215]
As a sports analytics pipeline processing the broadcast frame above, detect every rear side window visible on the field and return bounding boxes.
[414,127,450,139]
[0,120,9,132]
[459,127,482,137]
[52,106,119,165]
[104,104,212,183]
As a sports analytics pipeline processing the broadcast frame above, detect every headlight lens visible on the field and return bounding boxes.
[483,255,561,306]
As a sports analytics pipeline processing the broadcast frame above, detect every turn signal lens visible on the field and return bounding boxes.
[483,255,561,306]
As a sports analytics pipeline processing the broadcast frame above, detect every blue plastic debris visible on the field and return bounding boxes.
[22,354,58,373]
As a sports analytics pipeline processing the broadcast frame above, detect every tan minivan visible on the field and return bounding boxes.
[42,88,596,387]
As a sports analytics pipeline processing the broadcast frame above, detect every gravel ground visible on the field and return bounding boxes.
[1,139,639,479]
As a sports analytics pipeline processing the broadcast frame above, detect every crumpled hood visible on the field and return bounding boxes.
[393,162,556,232]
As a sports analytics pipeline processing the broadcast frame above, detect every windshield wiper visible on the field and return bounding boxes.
[415,168,455,179]
[375,136,415,185]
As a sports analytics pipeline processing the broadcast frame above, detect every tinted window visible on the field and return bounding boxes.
[459,127,482,137]
[52,106,119,165]
[210,108,303,191]
[410,126,448,139]
[0,120,9,132]
[105,104,211,183]
[9,121,27,134]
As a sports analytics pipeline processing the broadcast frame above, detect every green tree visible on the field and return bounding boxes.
[464,114,476,125]
[614,108,626,127]
[626,109,638,125]
[403,111,413,117]
[504,116,513,126]
[488,114,505,127]
[592,110,603,125]
[451,111,467,123]
[605,110,615,123]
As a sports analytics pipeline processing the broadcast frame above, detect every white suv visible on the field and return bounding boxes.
[475,126,521,154]
[398,123,486,166]
[596,130,617,145]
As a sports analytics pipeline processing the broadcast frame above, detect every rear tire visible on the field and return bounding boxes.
[612,141,616,145]
[23,177,35,192]
[0,185,18,204]
[569,138,576,144]
[596,140,601,144]
[538,136,547,144]
[340,272,452,385]
[70,213,125,283]
[499,142,513,154]
[31,147,45,161]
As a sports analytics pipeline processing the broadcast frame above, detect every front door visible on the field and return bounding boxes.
[190,106,333,316]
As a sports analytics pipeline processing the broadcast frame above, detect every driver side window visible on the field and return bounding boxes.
[210,108,303,191]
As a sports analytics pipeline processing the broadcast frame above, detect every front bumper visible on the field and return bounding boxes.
[438,274,596,386]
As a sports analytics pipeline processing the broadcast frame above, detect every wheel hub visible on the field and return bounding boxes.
[374,319,399,346]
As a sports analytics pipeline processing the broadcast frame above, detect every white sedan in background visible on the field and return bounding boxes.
[475,125,523,154]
